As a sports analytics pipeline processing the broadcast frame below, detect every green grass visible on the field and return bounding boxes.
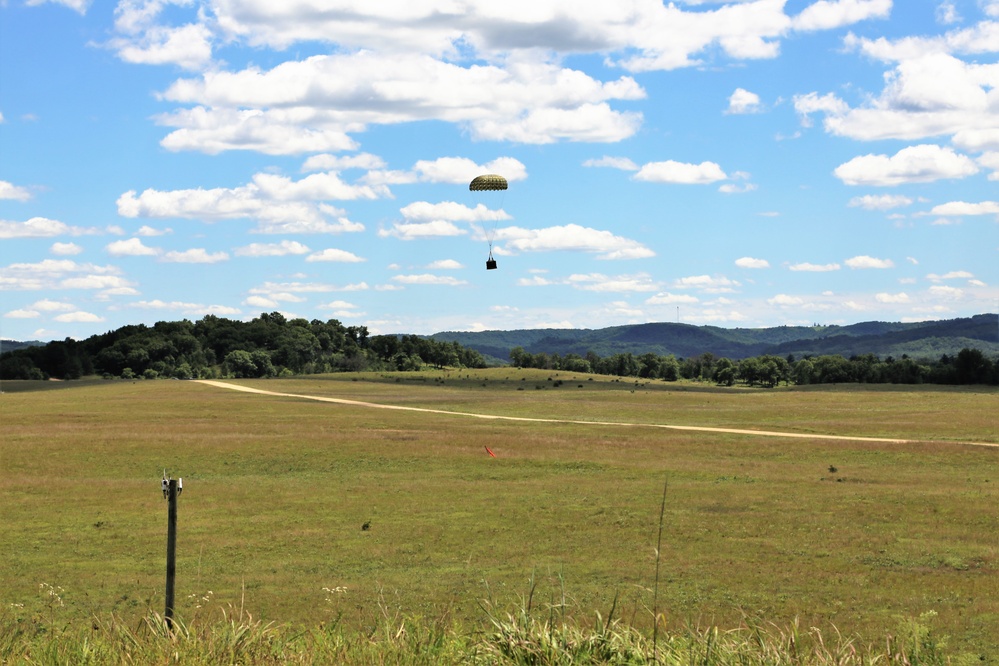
[1,370,997,662]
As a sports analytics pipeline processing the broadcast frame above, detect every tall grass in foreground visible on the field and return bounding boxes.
[1,602,960,665]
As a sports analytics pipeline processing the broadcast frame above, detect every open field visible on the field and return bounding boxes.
[2,369,997,659]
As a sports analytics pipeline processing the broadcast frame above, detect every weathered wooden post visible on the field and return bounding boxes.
[163,475,182,630]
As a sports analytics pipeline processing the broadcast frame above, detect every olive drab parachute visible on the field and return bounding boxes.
[469,174,507,269]
[469,174,508,192]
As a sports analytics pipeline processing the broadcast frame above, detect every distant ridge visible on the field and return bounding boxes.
[0,340,44,353]
[430,314,999,364]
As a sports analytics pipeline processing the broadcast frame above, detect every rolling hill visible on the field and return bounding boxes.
[430,313,999,364]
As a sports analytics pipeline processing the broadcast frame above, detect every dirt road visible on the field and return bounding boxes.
[195,380,998,448]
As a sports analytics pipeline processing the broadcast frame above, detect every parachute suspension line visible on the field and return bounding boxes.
[470,174,507,271]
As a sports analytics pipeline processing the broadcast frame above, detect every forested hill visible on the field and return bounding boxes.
[2,313,996,384]
[0,313,487,381]
[0,340,43,353]
[430,314,999,364]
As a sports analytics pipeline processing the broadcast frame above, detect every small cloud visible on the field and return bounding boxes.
[735,257,769,269]
[136,225,172,237]
[234,241,311,257]
[391,274,467,286]
[54,311,105,323]
[337,282,369,292]
[793,92,848,127]
[5,309,41,319]
[51,242,83,256]
[567,272,659,293]
[302,152,387,173]
[427,259,463,269]
[100,286,140,297]
[789,262,841,272]
[33,299,76,312]
[674,275,741,293]
[845,255,894,269]
[848,194,913,210]
[106,238,159,256]
[27,0,91,15]
[162,248,229,263]
[518,275,556,287]
[834,145,978,187]
[379,220,466,240]
[306,249,365,263]
[0,179,32,201]
[582,156,639,170]
[0,217,71,239]
[929,285,964,298]
[317,300,363,317]
[129,300,202,310]
[927,270,974,282]
[411,156,528,184]
[634,160,727,184]
[498,224,654,260]
[726,88,763,114]
[929,201,999,216]
[719,183,757,194]
[768,294,804,306]
[876,292,910,303]
[645,292,699,305]
[935,0,960,24]
[204,304,241,315]
[244,295,279,308]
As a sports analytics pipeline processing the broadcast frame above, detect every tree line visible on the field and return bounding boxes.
[507,347,999,386]
[3,314,995,386]
[0,313,487,380]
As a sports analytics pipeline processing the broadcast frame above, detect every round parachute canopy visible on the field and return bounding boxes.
[469,174,508,192]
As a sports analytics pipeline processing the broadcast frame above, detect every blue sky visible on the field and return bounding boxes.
[1,0,997,343]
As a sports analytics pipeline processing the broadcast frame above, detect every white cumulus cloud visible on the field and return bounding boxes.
[306,249,365,263]
[582,156,641,171]
[234,241,311,257]
[162,248,229,263]
[789,262,841,271]
[645,292,700,305]
[634,160,727,184]
[0,180,32,201]
[497,224,654,260]
[768,294,804,306]
[845,255,894,269]
[929,201,999,216]
[834,145,979,186]
[50,242,83,256]
[735,257,770,268]
[106,238,159,256]
[848,194,914,210]
[391,274,467,286]
[53,311,105,323]
[726,88,763,114]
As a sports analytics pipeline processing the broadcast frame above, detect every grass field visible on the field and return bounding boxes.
[1,369,997,661]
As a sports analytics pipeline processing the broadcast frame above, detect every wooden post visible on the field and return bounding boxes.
[165,478,178,630]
